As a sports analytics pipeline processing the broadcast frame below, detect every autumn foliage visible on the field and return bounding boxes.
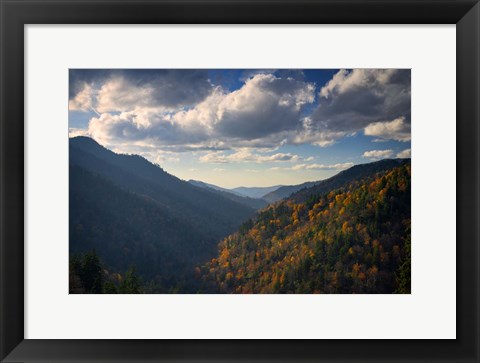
[200,163,411,293]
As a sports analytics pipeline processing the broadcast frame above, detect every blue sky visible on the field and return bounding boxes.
[69,69,411,188]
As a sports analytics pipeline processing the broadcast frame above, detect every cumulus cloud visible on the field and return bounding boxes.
[174,74,315,140]
[95,77,152,113]
[290,117,347,147]
[69,69,110,99]
[310,69,411,143]
[68,84,95,112]
[83,73,316,151]
[239,69,277,81]
[396,148,411,158]
[69,69,411,167]
[69,69,213,113]
[364,117,411,142]
[86,109,214,150]
[363,149,394,159]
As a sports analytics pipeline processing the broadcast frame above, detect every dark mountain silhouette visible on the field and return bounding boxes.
[70,165,208,291]
[69,136,258,291]
[262,159,410,203]
[188,180,267,210]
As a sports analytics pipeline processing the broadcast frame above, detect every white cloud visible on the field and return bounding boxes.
[87,110,210,149]
[311,69,411,139]
[68,127,90,137]
[363,149,394,159]
[70,69,411,165]
[96,77,152,113]
[199,149,300,164]
[267,166,287,172]
[174,74,315,140]
[70,70,213,113]
[320,69,400,98]
[267,162,354,172]
[82,73,316,152]
[239,69,277,81]
[364,117,411,142]
[396,148,411,158]
[68,84,94,112]
[292,162,354,171]
[290,118,347,147]
[213,168,225,172]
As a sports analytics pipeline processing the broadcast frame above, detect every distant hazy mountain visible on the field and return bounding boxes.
[188,179,241,195]
[69,136,257,290]
[188,180,267,210]
[232,185,283,199]
[262,181,318,203]
[262,159,410,203]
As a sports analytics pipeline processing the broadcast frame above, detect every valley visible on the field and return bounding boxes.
[69,136,411,294]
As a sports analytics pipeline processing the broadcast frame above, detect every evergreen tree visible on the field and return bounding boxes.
[119,266,142,294]
[79,250,104,294]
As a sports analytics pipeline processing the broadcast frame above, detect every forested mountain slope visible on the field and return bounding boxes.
[200,162,411,294]
[70,137,257,240]
[262,159,409,203]
[69,137,258,291]
[70,165,207,291]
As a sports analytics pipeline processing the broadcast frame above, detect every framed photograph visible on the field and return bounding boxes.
[1,0,478,362]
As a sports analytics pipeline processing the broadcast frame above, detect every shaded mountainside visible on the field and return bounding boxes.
[262,159,410,203]
[69,137,258,291]
[232,185,283,199]
[188,180,268,210]
[70,137,256,239]
[200,162,411,294]
[70,165,207,292]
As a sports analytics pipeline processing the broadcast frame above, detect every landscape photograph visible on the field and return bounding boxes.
[69,68,411,294]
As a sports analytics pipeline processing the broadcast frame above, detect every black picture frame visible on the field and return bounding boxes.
[1,0,479,362]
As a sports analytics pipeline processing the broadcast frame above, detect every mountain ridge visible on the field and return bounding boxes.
[201,160,411,293]
[232,185,284,199]
[69,136,258,290]
[188,179,268,210]
[262,159,410,203]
